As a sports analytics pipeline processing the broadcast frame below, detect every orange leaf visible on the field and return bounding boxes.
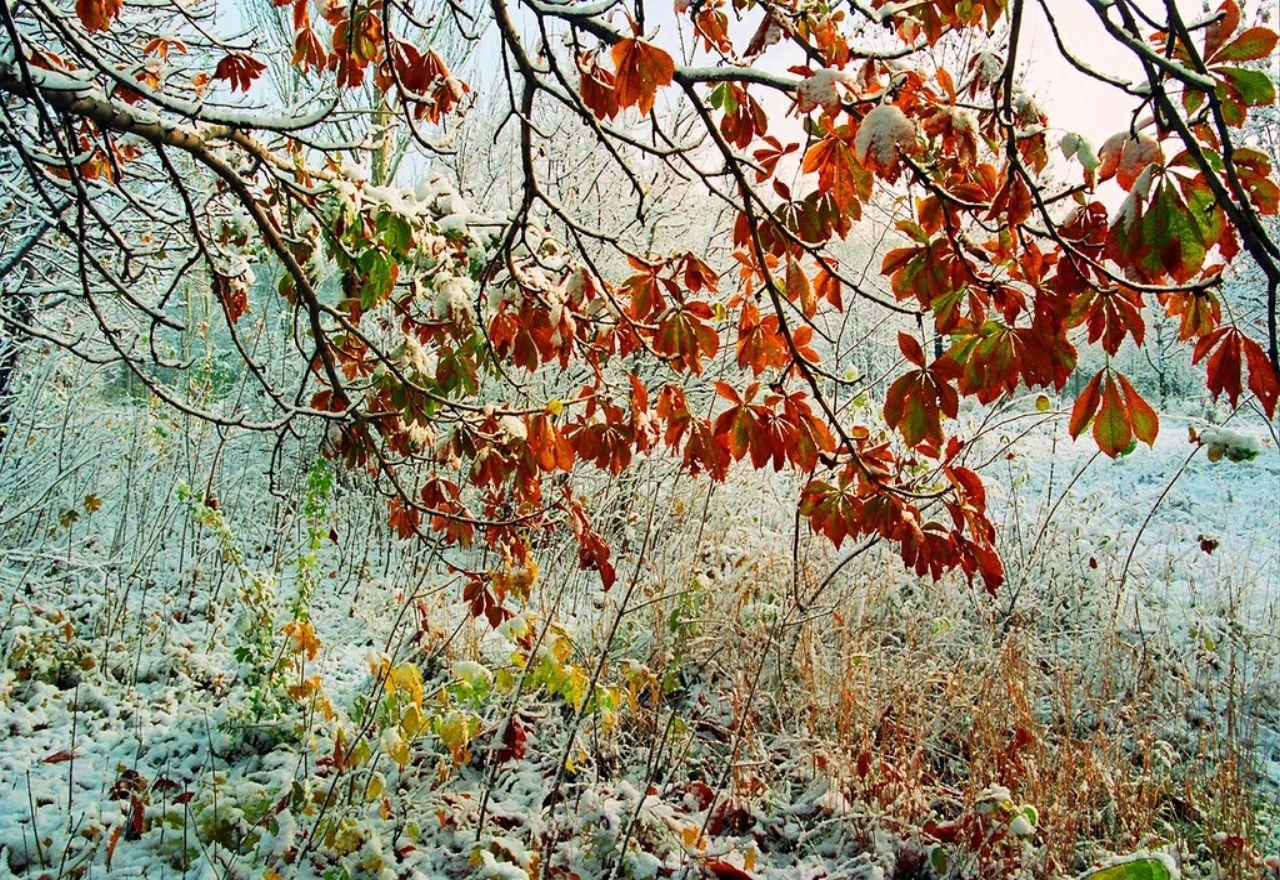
[75,0,122,32]
[1097,133,1162,191]
[802,130,870,213]
[785,259,815,317]
[814,265,843,310]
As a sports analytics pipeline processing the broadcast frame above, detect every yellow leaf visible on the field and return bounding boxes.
[400,703,429,739]
[680,824,706,850]
[386,732,411,769]
[435,711,480,764]
[388,661,423,708]
[567,666,589,710]
[350,737,372,767]
[549,630,573,663]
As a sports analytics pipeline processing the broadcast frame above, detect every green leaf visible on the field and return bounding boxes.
[1088,856,1175,880]
[358,248,397,307]
[929,845,950,876]
[1221,67,1276,105]
[378,211,413,258]
[1140,182,1205,281]
[1215,67,1276,125]
[1180,178,1225,250]
[1094,374,1132,457]
[708,82,735,115]
[1216,27,1278,63]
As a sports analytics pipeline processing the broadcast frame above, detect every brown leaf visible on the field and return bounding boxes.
[610,38,674,116]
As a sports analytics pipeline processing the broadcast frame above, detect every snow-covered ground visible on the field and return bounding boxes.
[990,415,1278,616]
[0,403,1277,879]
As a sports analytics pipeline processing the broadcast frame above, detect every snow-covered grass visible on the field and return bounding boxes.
[1,366,1277,879]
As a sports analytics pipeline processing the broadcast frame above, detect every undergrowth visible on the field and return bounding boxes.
[0,387,1276,880]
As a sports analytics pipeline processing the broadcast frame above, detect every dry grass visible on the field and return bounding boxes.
[608,468,1276,878]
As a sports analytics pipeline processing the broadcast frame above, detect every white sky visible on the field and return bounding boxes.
[1021,1,1274,141]
[1019,2,1175,144]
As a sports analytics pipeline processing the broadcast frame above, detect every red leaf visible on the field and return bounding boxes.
[735,300,789,376]
[1204,0,1242,60]
[127,795,145,839]
[654,302,719,374]
[800,478,862,548]
[897,331,926,367]
[495,716,528,764]
[1068,370,1104,439]
[1194,326,1244,405]
[106,825,123,868]
[293,27,327,73]
[578,52,619,120]
[713,397,759,462]
[883,361,958,450]
[1242,335,1280,417]
[388,497,420,539]
[1117,372,1159,446]
[705,857,755,880]
[214,53,267,92]
[214,274,249,323]
[1073,369,1155,457]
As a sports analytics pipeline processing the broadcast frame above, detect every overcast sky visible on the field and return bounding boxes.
[1020,2,1184,143]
